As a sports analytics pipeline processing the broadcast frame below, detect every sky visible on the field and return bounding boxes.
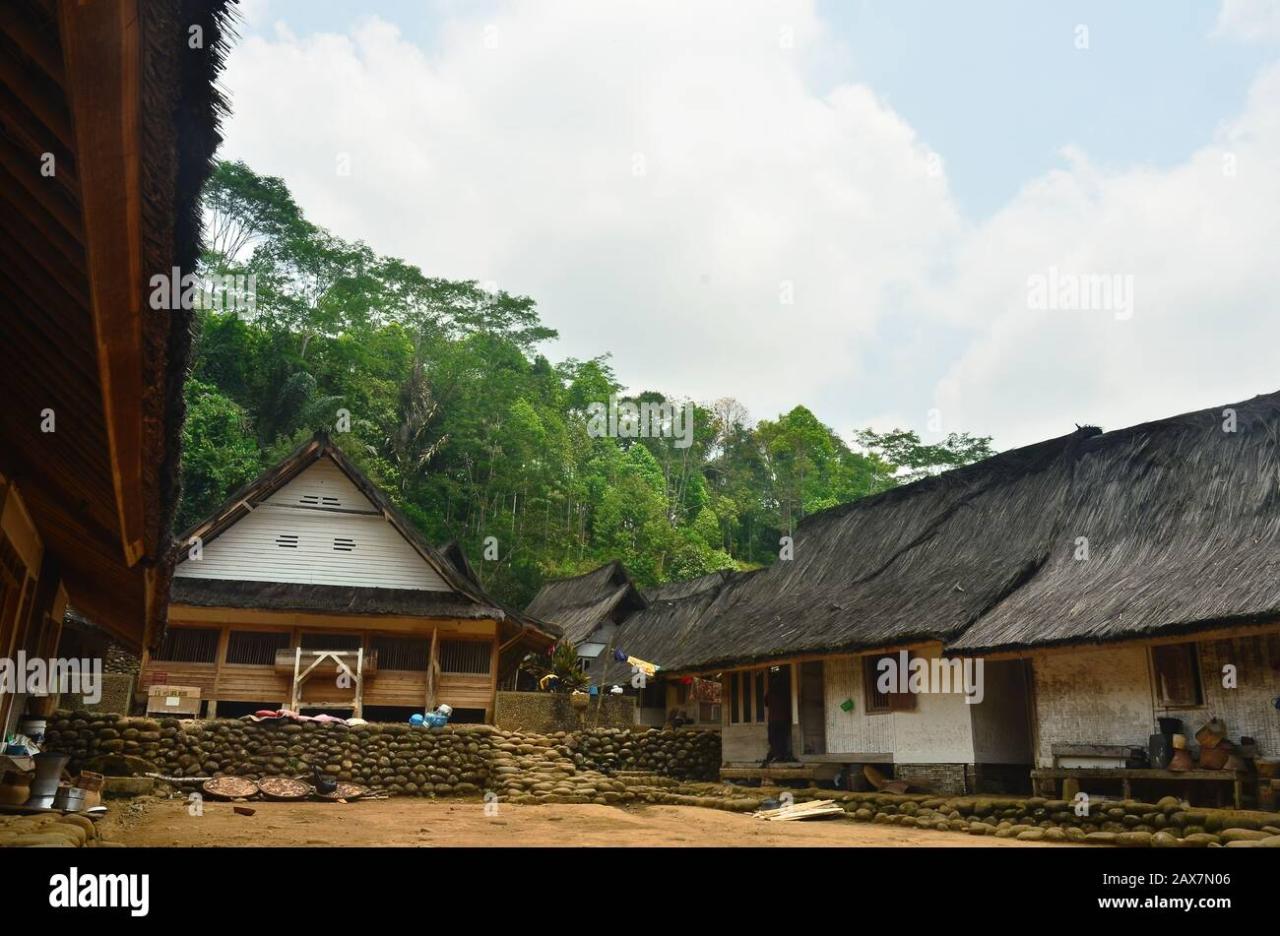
[222,0,1280,449]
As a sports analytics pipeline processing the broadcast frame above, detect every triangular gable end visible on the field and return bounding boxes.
[176,453,452,592]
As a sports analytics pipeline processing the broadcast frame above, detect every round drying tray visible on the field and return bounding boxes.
[202,776,260,800]
[258,777,313,801]
[314,782,370,802]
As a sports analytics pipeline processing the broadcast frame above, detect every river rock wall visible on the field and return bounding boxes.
[40,711,721,797]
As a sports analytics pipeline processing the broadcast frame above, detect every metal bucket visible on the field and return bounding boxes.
[27,752,69,801]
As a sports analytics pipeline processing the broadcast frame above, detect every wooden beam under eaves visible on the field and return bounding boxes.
[57,0,148,567]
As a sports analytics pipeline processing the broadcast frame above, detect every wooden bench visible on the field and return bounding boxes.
[1031,767,1247,809]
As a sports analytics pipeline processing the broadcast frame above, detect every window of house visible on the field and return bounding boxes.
[863,654,917,714]
[370,636,429,671]
[439,639,491,675]
[1152,642,1203,707]
[699,702,721,724]
[225,630,290,666]
[152,627,219,663]
[728,669,767,724]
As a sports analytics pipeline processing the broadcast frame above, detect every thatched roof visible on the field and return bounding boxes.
[171,432,559,644]
[595,571,747,686]
[524,561,647,645]
[949,392,1280,654]
[647,390,1280,671]
[0,0,233,649]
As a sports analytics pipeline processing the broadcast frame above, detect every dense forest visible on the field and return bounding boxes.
[182,161,995,606]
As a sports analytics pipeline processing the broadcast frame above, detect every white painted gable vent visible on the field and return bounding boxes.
[275,533,299,548]
[299,493,342,507]
[333,537,356,552]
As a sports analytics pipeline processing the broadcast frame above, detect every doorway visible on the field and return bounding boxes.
[799,661,826,755]
[766,665,794,762]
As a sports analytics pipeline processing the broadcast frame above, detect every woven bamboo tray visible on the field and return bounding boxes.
[314,782,370,801]
[258,777,313,801]
[202,776,260,800]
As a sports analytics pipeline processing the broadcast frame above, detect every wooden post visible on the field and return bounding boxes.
[425,626,439,712]
[486,632,499,724]
[790,661,800,725]
[352,647,364,718]
[290,646,301,712]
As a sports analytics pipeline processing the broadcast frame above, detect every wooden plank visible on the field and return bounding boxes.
[1050,744,1140,758]
[1031,768,1245,781]
[57,0,147,567]
[0,3,66,85]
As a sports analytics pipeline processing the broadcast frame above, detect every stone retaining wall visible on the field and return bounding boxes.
[40,711,721,798]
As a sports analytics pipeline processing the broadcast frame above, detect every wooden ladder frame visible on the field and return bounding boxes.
[289,647,364,718]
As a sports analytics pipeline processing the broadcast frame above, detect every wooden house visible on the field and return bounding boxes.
[595,572,736,728]
[0,0,230,736]
[525,561,648,674]
[139,433,559,721]
[948,392,1280,806]
[525,565,731,728]
[643,392,1280,800]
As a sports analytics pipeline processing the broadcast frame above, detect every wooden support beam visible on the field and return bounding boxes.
[426,626,439,712]
[57,0,148,567]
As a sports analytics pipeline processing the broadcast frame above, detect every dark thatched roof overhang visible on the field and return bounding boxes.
[524,560,648,646]
[170,577,504,619]
[0,0,233,649]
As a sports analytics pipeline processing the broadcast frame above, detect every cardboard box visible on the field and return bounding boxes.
[145,685,201,716]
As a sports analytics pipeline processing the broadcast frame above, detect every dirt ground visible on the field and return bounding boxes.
[100,797,1053,847]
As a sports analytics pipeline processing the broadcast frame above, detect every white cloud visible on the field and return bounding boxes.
[1214,0,1280,43]
[220,0,958,427]
[220,0,1280,450]
[927,64,1280,445]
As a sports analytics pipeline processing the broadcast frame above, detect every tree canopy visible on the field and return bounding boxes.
[181,161,996,606]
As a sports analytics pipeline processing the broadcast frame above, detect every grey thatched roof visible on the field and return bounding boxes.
[631,390,1280,672]
[596,571,747,686]
[949,392,1280,653]
[524,561,647,645]
[170,578,502,618]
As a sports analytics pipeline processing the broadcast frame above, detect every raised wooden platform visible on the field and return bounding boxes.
[1031,767,1247,809]
[721,763,821,782]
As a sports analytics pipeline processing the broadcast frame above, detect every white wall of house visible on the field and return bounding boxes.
[822,647,977,764]
[176,457,450,591]
[1030,644,1152,768]
[721,723,768,762]
[1030,630,1280,768]
[1183,633,1280,758]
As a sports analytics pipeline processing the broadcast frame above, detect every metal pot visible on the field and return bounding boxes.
[52,787,86,811]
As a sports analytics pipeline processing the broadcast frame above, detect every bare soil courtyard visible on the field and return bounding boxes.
[100,797,1054,847]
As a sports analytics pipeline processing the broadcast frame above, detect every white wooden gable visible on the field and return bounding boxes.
[175,456,451,591]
